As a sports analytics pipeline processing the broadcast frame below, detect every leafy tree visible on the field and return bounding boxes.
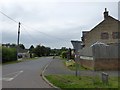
[34,45,42,57]
[29,45,34,52]
[19,44,25,49]
[45,47,51,56]
[33,45,51,57]
[41,46,46,56]
[61,51,67,58]
[29,45,35,58]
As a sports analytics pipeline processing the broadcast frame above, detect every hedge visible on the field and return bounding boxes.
[2,47,17,63]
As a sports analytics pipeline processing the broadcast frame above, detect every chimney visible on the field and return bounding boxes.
[104,8,109,19]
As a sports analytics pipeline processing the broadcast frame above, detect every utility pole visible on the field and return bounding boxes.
[17,22,21,60]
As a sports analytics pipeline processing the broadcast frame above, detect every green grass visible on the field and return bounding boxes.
[59,57,90,71]
[67,63,90,71]
[45,75,119,89]
[63,60,90,71]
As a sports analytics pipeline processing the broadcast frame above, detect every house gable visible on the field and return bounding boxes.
[84,9,119,47]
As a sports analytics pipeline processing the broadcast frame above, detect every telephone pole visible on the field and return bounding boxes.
[17,22,21,60]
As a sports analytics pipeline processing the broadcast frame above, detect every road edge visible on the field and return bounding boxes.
[41,58,61,89]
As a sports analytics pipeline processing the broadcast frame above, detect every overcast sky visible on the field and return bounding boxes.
[0,0,119,49]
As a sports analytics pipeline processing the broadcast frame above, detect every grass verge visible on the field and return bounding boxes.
[67,63,90,71]
[62,59,90,71]
[45,75,119,89]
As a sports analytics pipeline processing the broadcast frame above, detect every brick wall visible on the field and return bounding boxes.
[94,59,119,71]
[79,59,119,71]
[80,59,94,70]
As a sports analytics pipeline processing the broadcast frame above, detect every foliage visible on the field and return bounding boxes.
[60,47,73,59]
[19,44,25,49]
[45,75,119,89]
[61,51,68,58]
[29,45,34,51]
[2,47,17,63]
[32,45,51,57]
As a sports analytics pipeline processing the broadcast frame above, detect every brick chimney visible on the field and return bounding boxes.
[104,8,109,19]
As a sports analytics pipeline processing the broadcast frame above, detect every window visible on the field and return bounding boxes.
[101,32,109,39]
[112,32,120,39]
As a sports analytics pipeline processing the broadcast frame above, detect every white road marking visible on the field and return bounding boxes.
[2,78,14,81]
[2,70,23,82]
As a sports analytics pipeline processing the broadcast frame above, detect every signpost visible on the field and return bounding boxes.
[71,40,82,77]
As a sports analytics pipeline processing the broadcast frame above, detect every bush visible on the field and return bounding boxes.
[61,51,67,59]
[2,47,17,63]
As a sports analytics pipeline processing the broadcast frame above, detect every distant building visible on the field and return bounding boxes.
[82,8,120,47]
[2,43,30,59]
[18,48,30,59]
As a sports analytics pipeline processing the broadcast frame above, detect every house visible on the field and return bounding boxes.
[18,48,30,59]
[79,8,120,70]
[2,43,30,59]
[82,8,120,47]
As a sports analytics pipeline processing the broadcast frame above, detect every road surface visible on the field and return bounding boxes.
[2,57,53,88]
[44,58,119,77]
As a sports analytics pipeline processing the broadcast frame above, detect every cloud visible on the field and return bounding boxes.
[0,1,118,48]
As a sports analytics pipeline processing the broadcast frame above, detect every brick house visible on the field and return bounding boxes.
[80,8,119,70]
[82,8,120,47]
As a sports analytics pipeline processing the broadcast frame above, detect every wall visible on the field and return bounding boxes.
[84,16,119,47]
[79,44,119,70]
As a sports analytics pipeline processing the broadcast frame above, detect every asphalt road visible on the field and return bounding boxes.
[2,57,53,88]
[44,58,119,77]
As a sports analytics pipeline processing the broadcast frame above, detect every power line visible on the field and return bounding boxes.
[0,11,67,42]
[0,11,69,47]
[0,10,18,23]
[21,23,66,41]
[21,24,68,48]
[21,25,41,44]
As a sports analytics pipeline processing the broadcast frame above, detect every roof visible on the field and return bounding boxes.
[18,48,29,53]
[86,15,119,36]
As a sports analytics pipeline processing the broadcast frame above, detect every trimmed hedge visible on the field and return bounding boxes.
[2,47,17,63]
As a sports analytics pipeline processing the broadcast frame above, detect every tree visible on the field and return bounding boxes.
[34,45,42,57]
[41,46,46,56]
[45,47,51,56]
[19,44,25,49]
[29,45,35,58]
[29,45,34,52]
[61,51,67,58]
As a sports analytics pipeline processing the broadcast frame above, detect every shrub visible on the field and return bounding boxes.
[2,47,17,63]
[61,51,67,59]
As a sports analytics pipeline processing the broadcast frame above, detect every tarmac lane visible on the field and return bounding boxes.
[2,57,53,88]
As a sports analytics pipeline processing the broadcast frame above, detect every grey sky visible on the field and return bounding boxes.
[0,0,119,49]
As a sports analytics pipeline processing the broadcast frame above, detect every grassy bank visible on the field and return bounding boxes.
[45,75,119,89]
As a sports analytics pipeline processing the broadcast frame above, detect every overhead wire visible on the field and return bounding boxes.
[21,23,67,41]
[0,10,67,42]
[0,10,70,48]
[21,25,42,44]
[0,10,18,23]
[21,23,69,47]
[21,24,64,47]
